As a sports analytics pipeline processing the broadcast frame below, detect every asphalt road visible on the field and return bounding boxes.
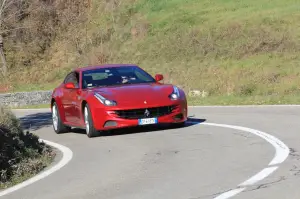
[2,106,300,199]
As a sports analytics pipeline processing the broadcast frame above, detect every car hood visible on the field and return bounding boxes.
[90,83,175,107]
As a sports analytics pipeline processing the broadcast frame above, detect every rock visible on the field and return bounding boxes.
[188,90,209,98]
[0,91,52,107]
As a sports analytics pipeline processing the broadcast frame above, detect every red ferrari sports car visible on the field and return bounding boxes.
[50,64,188,137]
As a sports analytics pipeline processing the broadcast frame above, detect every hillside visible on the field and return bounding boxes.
[1,0,300,104]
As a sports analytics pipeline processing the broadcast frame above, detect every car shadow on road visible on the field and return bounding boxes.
[19,112,53,131]
[100,117,206,137]
[18,112,206,137]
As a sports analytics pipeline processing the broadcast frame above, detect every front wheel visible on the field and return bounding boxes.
[52,102,71,134]
[84,104,100,138]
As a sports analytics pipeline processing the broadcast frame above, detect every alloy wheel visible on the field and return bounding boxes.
[52,105,58,131]
[84,107,90,134]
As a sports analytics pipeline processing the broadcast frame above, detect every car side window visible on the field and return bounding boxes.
[64,72,79,88]
[63,73,72,84]
[134,70,154,82]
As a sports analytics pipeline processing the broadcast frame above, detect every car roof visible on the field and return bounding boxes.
[75,64,139,72]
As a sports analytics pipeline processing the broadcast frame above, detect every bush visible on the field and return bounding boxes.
[0,106,54,186]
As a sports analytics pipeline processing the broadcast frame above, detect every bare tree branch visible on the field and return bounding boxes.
[2,0,17,12]
[2,9,22,22]
[0,0,26,76]
[0,0,8,15]
[0,0,24,27]
[0,26,30,34]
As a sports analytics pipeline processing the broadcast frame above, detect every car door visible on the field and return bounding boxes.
[61,72,77,123]
[68,88,80,124]
[69,71,82,124]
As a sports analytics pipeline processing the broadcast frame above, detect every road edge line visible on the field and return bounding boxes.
[187,121,290,199]
[0,139,73,197]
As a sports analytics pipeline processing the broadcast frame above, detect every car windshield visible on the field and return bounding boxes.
[82,66,156,89]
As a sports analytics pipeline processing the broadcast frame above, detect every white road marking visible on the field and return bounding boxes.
[202,123,290,166]
[0,139,73,197]
[239,166,279,187]
[187,121,290,199]
[214,188,246,199]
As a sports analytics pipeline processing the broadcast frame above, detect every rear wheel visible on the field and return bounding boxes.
[84,104,99,138]
[52,102,71,134]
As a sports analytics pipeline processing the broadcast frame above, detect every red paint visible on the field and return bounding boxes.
[51,64,188,131]
[155,74,164,82]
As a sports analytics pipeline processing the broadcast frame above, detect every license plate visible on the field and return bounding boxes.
[138,118,158,125]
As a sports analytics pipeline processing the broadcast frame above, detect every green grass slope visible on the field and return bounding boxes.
[2,0,300,104]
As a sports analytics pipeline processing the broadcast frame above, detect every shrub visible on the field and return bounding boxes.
[0,106,54,186]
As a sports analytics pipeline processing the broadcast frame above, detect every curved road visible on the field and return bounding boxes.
[2,106,300,199]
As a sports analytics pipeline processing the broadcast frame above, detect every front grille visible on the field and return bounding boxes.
[114,105,177,119]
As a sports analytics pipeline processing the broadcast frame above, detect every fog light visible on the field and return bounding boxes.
[104,121,117,127]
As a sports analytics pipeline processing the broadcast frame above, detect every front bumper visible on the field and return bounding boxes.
[91,102,188,131]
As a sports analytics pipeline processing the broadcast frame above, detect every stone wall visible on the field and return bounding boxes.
[0,91,52,107]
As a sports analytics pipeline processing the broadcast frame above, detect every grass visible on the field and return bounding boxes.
[2,0,300,105]
[12,104,50,109]
[0,154,54,190]
[188,94,300,106]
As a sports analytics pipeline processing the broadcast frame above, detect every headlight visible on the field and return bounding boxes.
[170,93,179,100]
[169,86,180,100]
[94,93,117,106]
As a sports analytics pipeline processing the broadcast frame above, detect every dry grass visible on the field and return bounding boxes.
[1,0,300,104]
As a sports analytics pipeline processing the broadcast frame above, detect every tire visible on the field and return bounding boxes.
[52,102,71,134]
[84,104,99,138]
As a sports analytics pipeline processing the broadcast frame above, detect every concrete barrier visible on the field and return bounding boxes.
[0,91,52,107]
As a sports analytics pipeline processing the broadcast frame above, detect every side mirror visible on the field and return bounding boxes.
[155,74,164,82]
[64,82,76,89]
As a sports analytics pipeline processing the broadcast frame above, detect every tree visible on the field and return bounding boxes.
[0,0,26,76]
